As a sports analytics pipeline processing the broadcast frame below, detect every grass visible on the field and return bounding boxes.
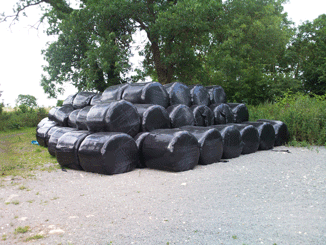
[14,226,30,234]
[25,234,45,241]
[0,127,59,178]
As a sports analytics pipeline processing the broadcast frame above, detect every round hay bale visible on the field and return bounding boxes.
[166,104,195,128]
[48,127,78,156]
[142,129,200,172]
[242,121,275,150]
[190,105,214,126]
[206,85,226,104]
[76,106,93,130]
[48,107,60,121]
[134,132,150,168]
[63,94,77,106]
[36,122,58,147]
[101,83,129,102]
[228,103,249,123]
[78,132,139,175]
[163,82,191,106]
[37,117,53,130]
[257,119,289,146]
[210,103,234,124]
[230,124,259,154]
[67,109,81,128]
[72,92,97,109]
[90,93,102,106]
[189,85,210,106]
[53,105,74,126]
[181,126,223,165]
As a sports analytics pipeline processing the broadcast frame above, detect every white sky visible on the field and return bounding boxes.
[0,0,325,107]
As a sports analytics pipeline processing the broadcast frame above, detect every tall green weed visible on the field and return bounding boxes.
[248,91,326,146]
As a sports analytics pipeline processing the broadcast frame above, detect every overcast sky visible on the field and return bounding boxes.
[0,0,325,107]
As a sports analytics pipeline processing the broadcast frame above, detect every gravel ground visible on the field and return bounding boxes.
[0,146,326,245]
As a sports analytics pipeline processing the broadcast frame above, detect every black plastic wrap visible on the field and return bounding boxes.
[228,103,249,123]
[257,119,289,146]
[48,107,60,121]
[209,125,242,159]
[90,93,102,106]
[36,122,58,147]
[72,92,97,109]
[190,105,214,126]
[189,85,210,106]
[210,103,234,124]
[86,101,141,137]
[67,109,81,128]
[242,121,275,150]
[78,132,139,175]
[45,126,62,147]
[230,124,259,154]
[134,104,170,132]
[141,129,200,172]
[101,83,129,102]
[163,82,191,106]
[53,105,74,126]
[206,85,227,104]
[122,82,169,108]
[48,127,78,156]
[63,94,77,106]
[76,106,92,130]
[56,130,91,170]
[181,126,223,165]
[134,132,150,168]
[37,117,52,129]
[166,104,195,128]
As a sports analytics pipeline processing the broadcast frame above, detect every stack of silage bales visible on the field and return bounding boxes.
[36,81,289,175]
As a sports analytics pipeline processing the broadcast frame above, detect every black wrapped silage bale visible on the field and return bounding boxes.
[122,82,169,108]
[78,132,139,175]
[257,119,289,146]
[189,85,210,106]
[37,117,53,129]
[134,132,150,168]
[76,106,92,130]
[86,101,141,137]
[209,125,242,159]
[210,103,234,124]
[229,124,259,154]
[206,85,227,104]
[141,129,200,172]
[228,103,249,123]
[166,104,195,128]
[72,92,97,109]
[63,94,77,106]
[242,121,275,150]
[181,126,223,165]
[48,127,78,156]
[48,107,60,121]
[90,93,102,106]
[163,82,191,106]
[190,105,214,126]
[45,126,62,147]
[56,130,91,170]
[67,109,81,128]
[53,105,74,126]
[36,122,58,147]
[101,83,129,102]
[134,104,170,132]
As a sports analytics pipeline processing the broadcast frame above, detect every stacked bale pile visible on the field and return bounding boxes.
[36,82,289,175]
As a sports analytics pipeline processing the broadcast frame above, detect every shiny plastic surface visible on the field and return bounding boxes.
[230,123,259,154]
[90,93,102,106]
[36,117,51,129]
[164,82,191,106]
[56,130,91,170]
[206,85,227,104]
[142,129,200,172]
[242,121,275,150]
[166,104,195,128]
[257,119,289,146]
[122,82,169,108]
[36,123,58,147]
[190,105,214,126]
[189,85,210,106]
[53,105,74,126]
[48,107,60,121]
[209,125,242,159]
[134,104,170,132]
[86,100,141,137]
[181,126,223,165]
[67,109,81,128]
[47,127,78,156]
[134,132,150,168]
[228,103,249,123]
[63,94,77,106]
[76,106,93,130]
[78,132,139,175]
[210,103,234,124]
[101,83,129,102]
[72,92,97,109]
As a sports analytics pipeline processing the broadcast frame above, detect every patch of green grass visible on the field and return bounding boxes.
[27,200,34,203]
[11,200,20,205]
[2,234,6,241]
[14,226,30,234]
[19,185,27,190]
[25,234,45,241]
[0,127,59,178]
[232,235,237,239]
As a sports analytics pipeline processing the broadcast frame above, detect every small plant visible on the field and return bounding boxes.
[19,185,27,190]
[11,200,20,205]
[232,235,237,239]
[14,226,30,234]
[25,234,44,241]
[2,234,7,241]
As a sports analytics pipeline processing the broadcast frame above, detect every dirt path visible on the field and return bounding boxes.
[1,146,326,245]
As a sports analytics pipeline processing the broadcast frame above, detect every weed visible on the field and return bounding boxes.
[14,226,30,234]
[25,234,44,241]
[232,235,237,239]
[11,200,20,205]
[14,215,18,219]
[27,200,34,203]
[2,234,6,241]
[19,185,27,190]
[36,192,39,195]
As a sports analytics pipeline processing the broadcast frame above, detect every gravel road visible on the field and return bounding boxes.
[1,146,326,245]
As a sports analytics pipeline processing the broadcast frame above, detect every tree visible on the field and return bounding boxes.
[16,94,38,112]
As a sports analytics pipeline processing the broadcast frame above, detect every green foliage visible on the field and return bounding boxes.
[248,91,326,145]
[16,94,38,109]
[0,102,4,114]
[56,100,63,106]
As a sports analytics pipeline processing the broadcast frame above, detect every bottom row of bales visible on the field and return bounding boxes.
[36,119,289,175]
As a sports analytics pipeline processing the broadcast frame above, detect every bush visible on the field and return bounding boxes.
[248,91,326,146]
